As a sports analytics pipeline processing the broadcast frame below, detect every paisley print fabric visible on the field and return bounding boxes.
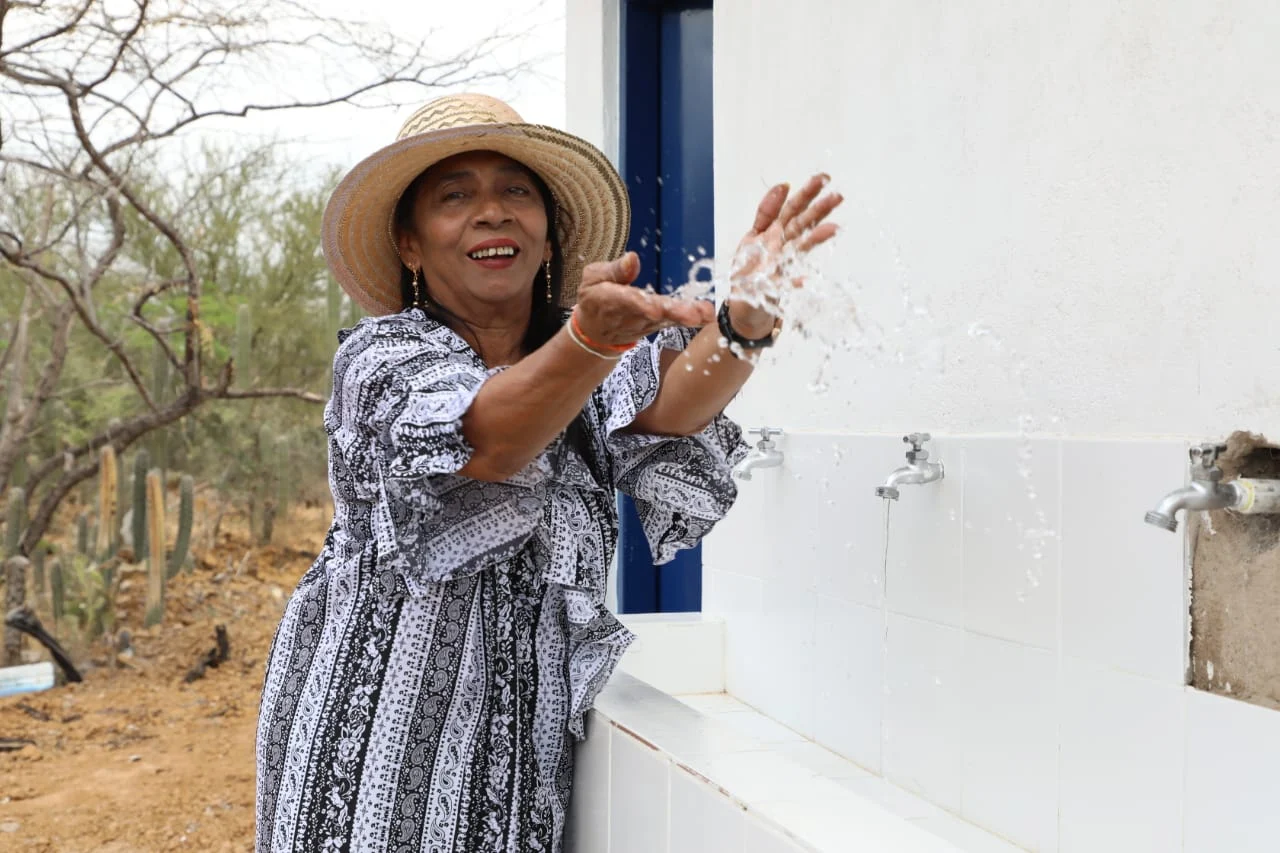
[255,307,747,852]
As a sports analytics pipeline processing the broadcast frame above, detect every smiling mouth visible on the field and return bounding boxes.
[467,246,519,260]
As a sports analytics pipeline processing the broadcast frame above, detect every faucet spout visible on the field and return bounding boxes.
[1144,482,1242,532]
[1144,443,1242,532]
[875,433,945,500]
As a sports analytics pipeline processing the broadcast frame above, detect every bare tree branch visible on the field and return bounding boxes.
[0,0,95,61]
[0,302,72,492]
[0,0,540,549]
[0,220,160,413]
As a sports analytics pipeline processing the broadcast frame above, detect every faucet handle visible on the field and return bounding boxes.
[751,427,784,440]
[1190,443,1228,469]
[903,433,932,451]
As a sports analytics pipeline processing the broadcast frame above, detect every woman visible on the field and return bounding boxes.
[255,94,840,853]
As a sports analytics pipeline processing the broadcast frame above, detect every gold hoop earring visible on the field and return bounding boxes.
[544,261,553,303]
[412,268,423,307]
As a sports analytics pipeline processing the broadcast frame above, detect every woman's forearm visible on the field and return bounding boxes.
[459,328,615,480]
[627,316,761,437]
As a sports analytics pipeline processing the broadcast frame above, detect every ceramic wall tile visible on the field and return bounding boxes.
[962,437,1060,650]
[566,711,610,853]
[960,632,1059,852]
[882,614,966,812]
[1060,439,1188,683]
[1058,656,1184,852]
[885,434,965,626]
[1183,689,1280,853]
[609,727,670,853]
[668,766,747,853]
[810,596,884,772]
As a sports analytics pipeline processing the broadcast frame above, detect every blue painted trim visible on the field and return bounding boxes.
[617,0,714,615]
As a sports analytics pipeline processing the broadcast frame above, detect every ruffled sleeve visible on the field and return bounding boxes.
[600,326,750,565]
[355,323,549,596]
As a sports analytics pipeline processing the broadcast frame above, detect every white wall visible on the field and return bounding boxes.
[712,0,1280,440]
[567,2,1280,851]
[565,0,620,164]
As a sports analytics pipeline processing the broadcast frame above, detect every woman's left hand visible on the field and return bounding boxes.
[727,174,843,338]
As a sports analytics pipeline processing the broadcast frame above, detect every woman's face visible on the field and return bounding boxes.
[397,150,552,311]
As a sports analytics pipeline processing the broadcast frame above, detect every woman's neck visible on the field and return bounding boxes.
[426,292,531,367]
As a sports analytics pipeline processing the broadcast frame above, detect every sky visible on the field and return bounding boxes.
[190,0,567,180]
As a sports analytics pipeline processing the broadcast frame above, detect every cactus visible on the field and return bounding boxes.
[235,303,253,386]
[132,448,150,558]
[258,427,279,544]
[31,545,45,606]
[50,558,64,629]
[5,487,25,557]
[116,451,129,550]
[167,474,194,579]
[144,469,166,627]
[98,445,118,558]
[76,512,89,555]
[153,429,169,490]
[10,452,27,489]
[151,351,171,481]
[153,345,171,404]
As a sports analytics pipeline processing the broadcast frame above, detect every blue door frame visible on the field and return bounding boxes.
[616,0,715,614]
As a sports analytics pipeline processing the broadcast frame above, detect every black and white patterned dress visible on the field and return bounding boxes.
[255,307,746,853]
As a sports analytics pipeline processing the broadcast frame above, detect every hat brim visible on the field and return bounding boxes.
[321,123,631,316]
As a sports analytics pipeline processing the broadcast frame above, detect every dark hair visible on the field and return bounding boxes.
[393,163,566,359]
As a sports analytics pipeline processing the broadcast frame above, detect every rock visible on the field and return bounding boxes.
[0,820,19,832]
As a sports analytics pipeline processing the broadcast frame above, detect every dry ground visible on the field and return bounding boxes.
[0,502,328,853]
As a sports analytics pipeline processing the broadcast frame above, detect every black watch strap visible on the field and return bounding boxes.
[717,300,778,349]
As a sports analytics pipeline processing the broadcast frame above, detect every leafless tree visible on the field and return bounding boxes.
[0,0,535,553]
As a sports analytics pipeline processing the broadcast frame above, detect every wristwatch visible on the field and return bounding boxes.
[717,300,779,350]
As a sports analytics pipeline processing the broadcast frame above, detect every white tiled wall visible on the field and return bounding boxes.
[1183,690,1280,853]
[1058,656,1184,852]
[703,431,1280,852]
[568,710,815,853]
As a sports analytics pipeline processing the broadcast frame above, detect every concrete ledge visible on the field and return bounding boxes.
[568,672,1025,852]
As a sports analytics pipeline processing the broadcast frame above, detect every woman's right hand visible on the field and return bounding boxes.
[574,252,715,346]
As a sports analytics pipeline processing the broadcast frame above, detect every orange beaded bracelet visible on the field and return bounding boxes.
[570,308,638,354]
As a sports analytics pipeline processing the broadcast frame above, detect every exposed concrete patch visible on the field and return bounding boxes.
[1190,431,1280,710]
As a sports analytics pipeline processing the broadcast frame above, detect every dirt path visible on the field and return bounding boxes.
[0,505,327,853]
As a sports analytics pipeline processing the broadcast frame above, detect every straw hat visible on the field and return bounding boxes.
[321,93,630,316]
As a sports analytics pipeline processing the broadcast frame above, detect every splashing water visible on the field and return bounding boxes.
[652,185,1059,606]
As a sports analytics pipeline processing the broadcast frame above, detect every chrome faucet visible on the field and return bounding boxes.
[876,433,945,500]
[1144,443,1243,532]
[733,427,784,481]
